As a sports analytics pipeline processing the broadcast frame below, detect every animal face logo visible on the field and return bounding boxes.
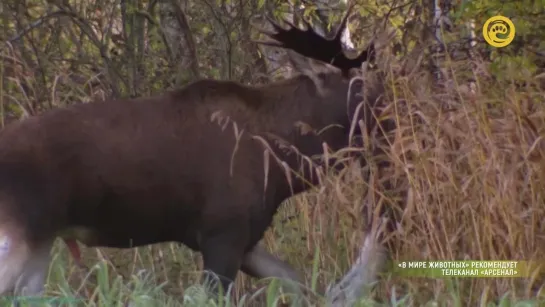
[482,16,516,48]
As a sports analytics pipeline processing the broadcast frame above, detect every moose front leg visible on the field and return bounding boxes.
[240,244,302,283]
[241,244,304,304]
[325,210,393,307]
[199,227,248,298]
[327,145,401,306]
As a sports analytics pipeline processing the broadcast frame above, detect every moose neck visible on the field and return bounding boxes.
[251,73,353,195]
[172,74,356,197]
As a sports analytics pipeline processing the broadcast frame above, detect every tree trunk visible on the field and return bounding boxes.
[158,0,200,86]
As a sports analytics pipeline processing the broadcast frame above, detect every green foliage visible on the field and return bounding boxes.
[452,0,544,82]
[490,55,538,81]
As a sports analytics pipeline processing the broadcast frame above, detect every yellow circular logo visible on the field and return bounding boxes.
[482,16,515,48]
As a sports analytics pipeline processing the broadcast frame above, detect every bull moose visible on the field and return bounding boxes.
[0,8,384,299]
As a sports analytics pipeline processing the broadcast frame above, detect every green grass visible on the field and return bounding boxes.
[5,234,543,306]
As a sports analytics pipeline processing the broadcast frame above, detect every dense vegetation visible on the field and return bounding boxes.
[1,0,544,306]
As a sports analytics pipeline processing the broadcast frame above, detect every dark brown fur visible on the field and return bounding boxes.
[0,9,379,297]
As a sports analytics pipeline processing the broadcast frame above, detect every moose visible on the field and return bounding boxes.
[0,8,386,299]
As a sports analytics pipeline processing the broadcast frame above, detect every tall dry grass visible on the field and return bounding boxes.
[376,64,545,304]
[259,59,545,305]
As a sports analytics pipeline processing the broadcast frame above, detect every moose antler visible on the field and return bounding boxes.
[252,6,375,73]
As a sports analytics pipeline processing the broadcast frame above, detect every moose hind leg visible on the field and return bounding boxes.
[0,225,52,297]
[0,233,28,295]
[14,239,54,297]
